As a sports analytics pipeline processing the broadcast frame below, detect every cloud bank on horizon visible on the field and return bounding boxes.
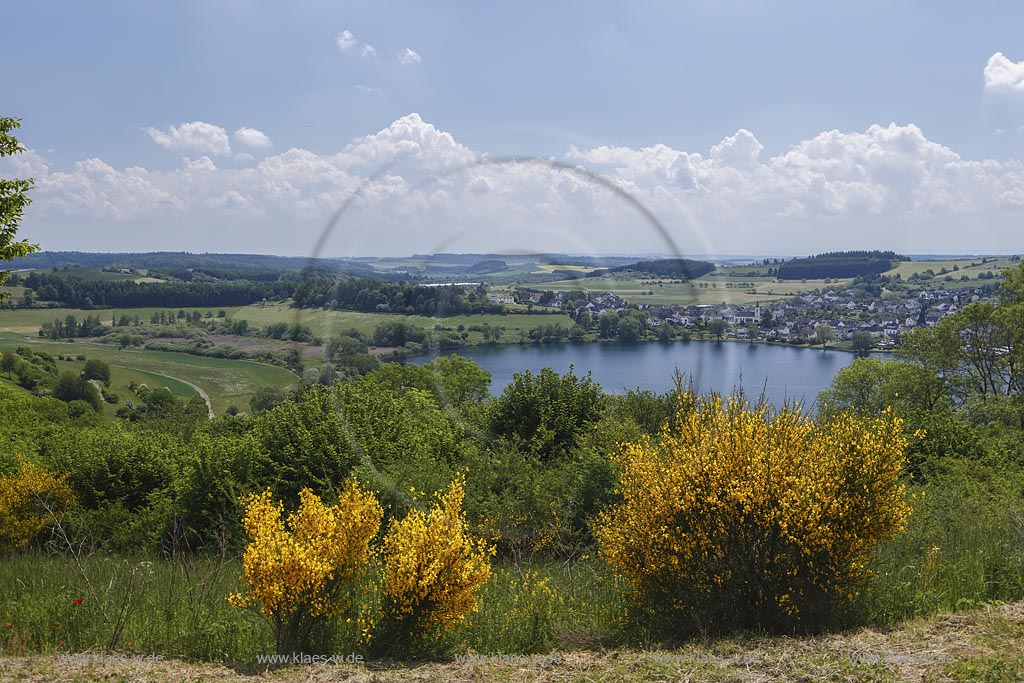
[7,108,1024,258]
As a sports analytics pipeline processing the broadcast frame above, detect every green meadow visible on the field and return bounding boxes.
[0,334,297,416]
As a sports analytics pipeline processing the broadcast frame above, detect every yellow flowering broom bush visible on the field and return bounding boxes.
[229,478,383,654]
[595,393,912,634]
[375,475,493,655]
[0,456,75,551]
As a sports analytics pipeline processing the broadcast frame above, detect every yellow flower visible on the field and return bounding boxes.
[0,456,75,550]
[379,474,493,640]
[229,478,382,653]
[594,393,911,628]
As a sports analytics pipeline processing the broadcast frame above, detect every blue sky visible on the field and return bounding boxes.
[4,1,1024,256]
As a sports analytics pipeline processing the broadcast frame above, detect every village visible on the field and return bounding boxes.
[511,279,1003,348]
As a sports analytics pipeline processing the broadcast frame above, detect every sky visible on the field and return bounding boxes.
[3,1,1024,258]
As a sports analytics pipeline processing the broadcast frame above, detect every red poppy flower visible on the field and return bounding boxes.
[4,622,10,628]
[74,598,83,605]
[49,624,57,629]
[58,639,64,645]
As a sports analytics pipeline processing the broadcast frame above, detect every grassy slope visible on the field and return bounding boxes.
[0,334,297,415]
[882,257,1017,282]
[3,602,1021,682]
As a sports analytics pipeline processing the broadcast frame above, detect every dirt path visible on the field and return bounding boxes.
[163,374,214,419]
[113,366,215,419]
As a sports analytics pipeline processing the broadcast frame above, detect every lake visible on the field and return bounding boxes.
[412,340,877,408]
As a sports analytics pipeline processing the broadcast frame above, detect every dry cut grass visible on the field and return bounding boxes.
[3,602,1022,682]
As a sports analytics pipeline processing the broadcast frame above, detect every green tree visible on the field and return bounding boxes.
[250,385,287,414]
[0,351,19,379]
[81,358,111,386]
[326,334,368,360]
[1,117,39,299]
[814,323,835,349]
[617,316,644,343]
[489,366,605,460]
[423,354,492,406]
[598,311,619,339]
[707,318,727,341]
[52,371,102,411]
[850,330,874,356]
[816,357,949,418]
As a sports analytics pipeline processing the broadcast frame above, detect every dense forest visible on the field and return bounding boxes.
[12,270,292,308]
[291,271,505,316]
[4,250,379,276]
[776,250,907,280]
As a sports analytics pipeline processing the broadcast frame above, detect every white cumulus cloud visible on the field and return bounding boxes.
[336,30,377,59]
[11,115,1024,255]
[397,48,421,65]
[984,52,1024,93]
[143,121,231,157]
[233,127,273,149]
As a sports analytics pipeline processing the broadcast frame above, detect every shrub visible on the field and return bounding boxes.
[0,456,75,550]
[489,366,605,460]
[81,358,111,385]
[595,393,912,636]
[229,479,382,654]
[374,475,493,655]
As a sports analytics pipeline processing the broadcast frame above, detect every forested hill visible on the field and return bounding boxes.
[5,251,378,276]
[776,251,908,280]
[13,270,294,308]
[291,273,504,316]
[586,258,717,279]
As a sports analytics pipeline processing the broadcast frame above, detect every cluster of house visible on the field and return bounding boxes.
[541,284,997,345]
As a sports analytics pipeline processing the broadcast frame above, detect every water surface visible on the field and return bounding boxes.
[413,340,874,408]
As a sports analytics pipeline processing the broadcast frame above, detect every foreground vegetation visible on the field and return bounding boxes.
[3,601,1024,682]
[1,262,1023,669]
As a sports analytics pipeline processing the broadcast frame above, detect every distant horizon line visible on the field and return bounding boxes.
[14,249,1020,261]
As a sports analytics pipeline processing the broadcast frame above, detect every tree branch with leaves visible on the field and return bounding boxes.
[1,117,39,300]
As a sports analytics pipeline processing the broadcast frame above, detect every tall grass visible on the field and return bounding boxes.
[857,468,1024,625]
[0,552,628,662]
[0,553,268,660]
[3,463,1024,661]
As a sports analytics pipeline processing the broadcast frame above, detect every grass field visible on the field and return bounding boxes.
[535,277,803,305]
[17,267,165,283]
[0,356,201,420]
[882,256,1018,282]
[0,333,297,416]
[533,264,600,274]
[0,306,237,334]
[233,303,575,343]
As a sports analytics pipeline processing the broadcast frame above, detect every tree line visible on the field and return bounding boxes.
[14,270,293,308]
[776,250,907,280]
[292,272,505,316]
[587,258,716,279]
